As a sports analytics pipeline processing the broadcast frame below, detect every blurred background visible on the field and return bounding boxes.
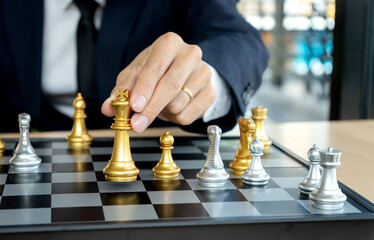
[237,0,334,123]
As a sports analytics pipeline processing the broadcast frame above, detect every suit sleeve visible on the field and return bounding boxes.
[173,0,269,133]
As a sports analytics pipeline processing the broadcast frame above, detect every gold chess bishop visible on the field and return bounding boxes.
[251,106,272,154]
[152,131,180,178]
[230,118,256,175]
[66,93,93,148]
[103,89,139,182]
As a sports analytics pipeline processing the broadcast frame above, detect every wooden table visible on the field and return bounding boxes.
[267,120,374,204]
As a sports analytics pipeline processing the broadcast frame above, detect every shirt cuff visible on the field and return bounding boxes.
[202,62,232,122]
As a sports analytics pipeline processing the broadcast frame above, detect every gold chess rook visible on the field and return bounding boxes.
[153,131,180,179]
[66,93,92,148]
[252,106,272,154]
[230,118,255,175]
[103,89,139,182]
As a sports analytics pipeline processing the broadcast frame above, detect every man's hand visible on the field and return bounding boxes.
[101,32,216,132]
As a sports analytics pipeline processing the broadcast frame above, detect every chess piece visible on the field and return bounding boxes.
[0,138,5,157]
[196,125,229,187]
[299,144,321,195]
[152,131,180,178]
[242,137,270,185]
[310,147,347,210]
[230,118,255,175]
[66,93,93,148]
[251,106,272,154]
[103,89,139,182]
[9,113,41,172]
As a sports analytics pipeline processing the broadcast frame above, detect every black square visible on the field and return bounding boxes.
[131,147,159,153]
[180,169,200,179]
[142,180,191,191]
[100,192,151,205]
[52,163,94,172]
[95,171,106,181]
[6,173,51,184]
[265,167,307,177]
[230,178,281,189]
[31,141,52,148]
[41,156,52,163]
[0,195,51,209]
[172,153,206,160]
[52,148,90,155]
[52,182,99,194]
[0,185,4,196]
[284,188,309,200]
[194,189,247,202]
[172,138,194,146]
[91,140,114,147]
[2,150,13,157]
[251,201,310,215]
[135,161,159,170]
[52,207,104,222]
[91,155,111,162]
[0,165,9,174]
[154,203,209,218]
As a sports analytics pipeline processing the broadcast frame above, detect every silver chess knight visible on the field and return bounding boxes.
[310,147,346,210]
[242,137,270,185]
[9,113,41,172]
[299,144,321,195]
[196,125,229,187]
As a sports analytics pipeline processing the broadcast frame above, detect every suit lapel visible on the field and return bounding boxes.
[3,0,44,116]
[96,0,145,100]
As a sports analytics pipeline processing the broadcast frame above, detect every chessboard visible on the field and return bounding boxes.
[0,136,373,239]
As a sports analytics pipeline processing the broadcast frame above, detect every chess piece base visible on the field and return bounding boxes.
[242,179,269,186]
[299,179,320,195]
[242,169,270,186]
[153,163,180,179]
[9,154,41,172]
[198,180,227,188]
[310,189,347,210]
[103,161,139,182]
[229,159,251,175]
[66,136,92,148]
[196,168,229,188]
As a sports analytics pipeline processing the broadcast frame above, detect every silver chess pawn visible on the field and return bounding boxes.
[310,147,346,210]
[196,125,229,187]
[9,113,41,172]
[299,144,321,195]
[242,137,270,185]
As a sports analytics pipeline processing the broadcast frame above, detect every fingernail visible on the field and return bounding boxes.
[131,95,147,112]
[132,114,149,133]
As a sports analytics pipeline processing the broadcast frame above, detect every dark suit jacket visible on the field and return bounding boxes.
[0,0,268,133]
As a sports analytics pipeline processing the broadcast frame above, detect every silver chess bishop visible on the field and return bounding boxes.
[9,113,41,172]
[310,147,346,210]
[242,137,270,185]
[196,125,229,187]
[299,144,321,195]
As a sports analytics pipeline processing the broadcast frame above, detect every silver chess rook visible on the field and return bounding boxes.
[299,144,321,195]
[9,113,41,172]
[310,147,347,210]
[242,137,270,185]
[196,125,229,188]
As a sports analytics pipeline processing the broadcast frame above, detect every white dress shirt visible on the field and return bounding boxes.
[42,0,231,122]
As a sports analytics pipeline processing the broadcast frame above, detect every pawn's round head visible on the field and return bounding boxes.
[207,125,222,136]
[307,144,321,162]
[250,137,264,153]
[160,131,174,147]
[18,113,31,126]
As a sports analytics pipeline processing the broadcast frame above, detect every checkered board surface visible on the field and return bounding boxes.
[0,136,372,230]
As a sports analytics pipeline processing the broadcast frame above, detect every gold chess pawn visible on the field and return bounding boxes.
[0,139,5,157]
[66,93,93,148]
[153,131,180,178]
[251,106,272,154]
[230,118,255,175]
[103,89,139,182]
